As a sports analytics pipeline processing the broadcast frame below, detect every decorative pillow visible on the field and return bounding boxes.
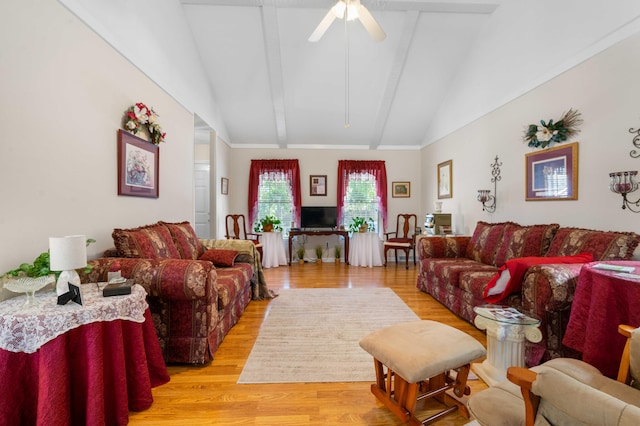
[494,223,560,267]
[160,221,203,260]
[483,252,594,303]
[199,249,239,267]
[112,223,181,259]
[465,221,509,266]
[545,227,640,260]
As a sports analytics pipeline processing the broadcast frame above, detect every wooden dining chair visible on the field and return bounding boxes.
[225,214,262,258]
[383,213,418,269]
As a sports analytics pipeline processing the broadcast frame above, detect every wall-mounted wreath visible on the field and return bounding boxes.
[523,108,582,149]
[123,102,166,145]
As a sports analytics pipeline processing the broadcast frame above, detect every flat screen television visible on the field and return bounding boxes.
[300,206,337,229]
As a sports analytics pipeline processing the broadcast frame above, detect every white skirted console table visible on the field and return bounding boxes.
[471,305,542,386]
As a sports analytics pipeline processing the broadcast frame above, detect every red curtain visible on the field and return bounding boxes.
[336,160,388,231]
[248,159,301,226]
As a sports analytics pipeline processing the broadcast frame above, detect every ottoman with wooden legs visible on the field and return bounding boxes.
[359,320,486,425]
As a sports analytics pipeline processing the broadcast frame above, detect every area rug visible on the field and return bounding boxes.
[237,287,420,384]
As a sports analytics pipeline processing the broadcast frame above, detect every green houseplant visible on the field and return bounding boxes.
[254,215,282,232]
[334,245,342,263]
[296,244,306,264]
[315,245,324,263]
[348,217,375,233]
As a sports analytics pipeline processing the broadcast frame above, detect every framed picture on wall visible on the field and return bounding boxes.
[310,175,327,196]
[392,181,410,198]
[525,142,578,201]
[221,177,229,195]
[117,129,159,198]
[437,160,452,199]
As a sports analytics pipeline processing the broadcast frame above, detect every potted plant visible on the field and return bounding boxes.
[315,245,324,264]
[296,244,306,264]
[348,217,376,233]
[254,215,282,232]
[334,245,342,263]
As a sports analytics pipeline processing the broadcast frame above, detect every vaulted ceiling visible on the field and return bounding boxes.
[183,0,500,149]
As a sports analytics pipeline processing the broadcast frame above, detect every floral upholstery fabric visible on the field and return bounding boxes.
[160,221,204,260]
[494,223,560,267]
[200,249,239,267]
[465,221,509,266]
[416,222,640,366]
[112,223,181,259]
[80,221,264,364]
[545,227,640,260]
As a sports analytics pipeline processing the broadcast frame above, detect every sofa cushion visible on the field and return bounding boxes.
[465,221,509,266]
[112,223,181,259]
[494,223,560,267]
[545,227,640,260]
[160,221,203,260]
[199,249,239,267]
[215,263,253,311]
[427,258,498,290]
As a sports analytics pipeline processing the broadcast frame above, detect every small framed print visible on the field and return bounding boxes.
[437,160,453,199]
[118,129,159,198]
[310,175,327,196]
[525,142,578,201]
[392,181,410,198]
[221,177,229,195]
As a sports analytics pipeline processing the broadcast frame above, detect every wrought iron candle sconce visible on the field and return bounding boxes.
[477,156,501,213]
[609,126,640,213]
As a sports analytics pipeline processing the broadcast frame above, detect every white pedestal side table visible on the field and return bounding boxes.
[471,305,542,386]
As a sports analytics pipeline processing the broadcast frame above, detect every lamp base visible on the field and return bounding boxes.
[56,270,81,296]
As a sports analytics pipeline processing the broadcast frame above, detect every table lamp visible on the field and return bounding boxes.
[49,235,87,296]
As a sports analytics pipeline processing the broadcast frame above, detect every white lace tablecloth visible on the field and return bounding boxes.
[0,283,148,353]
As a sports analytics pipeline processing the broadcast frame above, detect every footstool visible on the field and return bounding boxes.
[359,320,486,425]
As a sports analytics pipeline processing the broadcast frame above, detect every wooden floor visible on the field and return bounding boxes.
[129,261,488,425]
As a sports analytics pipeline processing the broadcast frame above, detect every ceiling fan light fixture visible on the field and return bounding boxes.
[332,1,359,21]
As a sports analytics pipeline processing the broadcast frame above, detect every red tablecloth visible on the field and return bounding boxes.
[563,261,640,378]
[0,309,169,426]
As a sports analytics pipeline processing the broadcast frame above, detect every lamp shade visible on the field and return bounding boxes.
[49,235,87,271]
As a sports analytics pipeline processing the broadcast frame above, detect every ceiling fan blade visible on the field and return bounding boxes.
[357,4,386,42]
[308,9,337,42]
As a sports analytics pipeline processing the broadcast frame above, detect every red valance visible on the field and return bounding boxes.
[248,159,301,226]
[336,160,388,231]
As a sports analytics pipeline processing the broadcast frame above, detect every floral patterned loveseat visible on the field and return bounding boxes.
[416,221,640,365]
[81,221,273,364]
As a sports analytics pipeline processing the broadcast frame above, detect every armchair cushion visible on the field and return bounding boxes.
[112,223,181,259]
[199,249,239,267]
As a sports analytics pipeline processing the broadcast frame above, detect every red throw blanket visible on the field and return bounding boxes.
[483,253,593,303]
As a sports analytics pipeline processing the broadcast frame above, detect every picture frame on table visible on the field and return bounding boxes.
[310,175,327,196]
[392,181,410,198]
[437,160,453,199]
[525,142,578,201]
[221,177,229,195]
[117,129,159,198]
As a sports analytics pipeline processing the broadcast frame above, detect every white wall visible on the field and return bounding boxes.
[228,148,423,232]
[421,31,640,239]
[0,0,195,277]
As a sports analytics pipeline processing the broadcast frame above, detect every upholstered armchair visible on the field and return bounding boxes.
[468,325,640,425]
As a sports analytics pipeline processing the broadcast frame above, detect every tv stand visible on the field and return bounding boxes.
[288,229,349,265]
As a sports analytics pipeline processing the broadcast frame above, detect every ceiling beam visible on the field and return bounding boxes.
[261,0,288,148]
[369,9,419,150]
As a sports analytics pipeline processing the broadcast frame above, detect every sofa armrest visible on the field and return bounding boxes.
[82,257,217,302]
[199,239,256,265]
[521,263,584,314]
[416,235,470,260]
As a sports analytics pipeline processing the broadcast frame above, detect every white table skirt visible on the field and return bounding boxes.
[261,231,288,268]
[349,232,383,267]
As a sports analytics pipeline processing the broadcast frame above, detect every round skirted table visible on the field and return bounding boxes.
[563,261,640,378]
[0,283,169,426]
[261,231,287,268]
[349,232,383,267]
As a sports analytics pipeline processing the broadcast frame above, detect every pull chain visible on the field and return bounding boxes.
[344,4,350,128]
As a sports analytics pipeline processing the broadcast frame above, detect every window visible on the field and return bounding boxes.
[248,159,301,233]
[341,172,380,232]
[337,160,388,232]
[255,171,294,235]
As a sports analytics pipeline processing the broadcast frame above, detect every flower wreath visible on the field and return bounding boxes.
[123,102,166,145]
[523,108,582,149]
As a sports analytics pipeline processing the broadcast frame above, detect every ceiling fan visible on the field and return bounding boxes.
[308,0,386,42]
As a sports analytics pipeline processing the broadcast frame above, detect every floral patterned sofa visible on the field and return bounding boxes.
[80,221,273,364]
[416,221,640,366]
